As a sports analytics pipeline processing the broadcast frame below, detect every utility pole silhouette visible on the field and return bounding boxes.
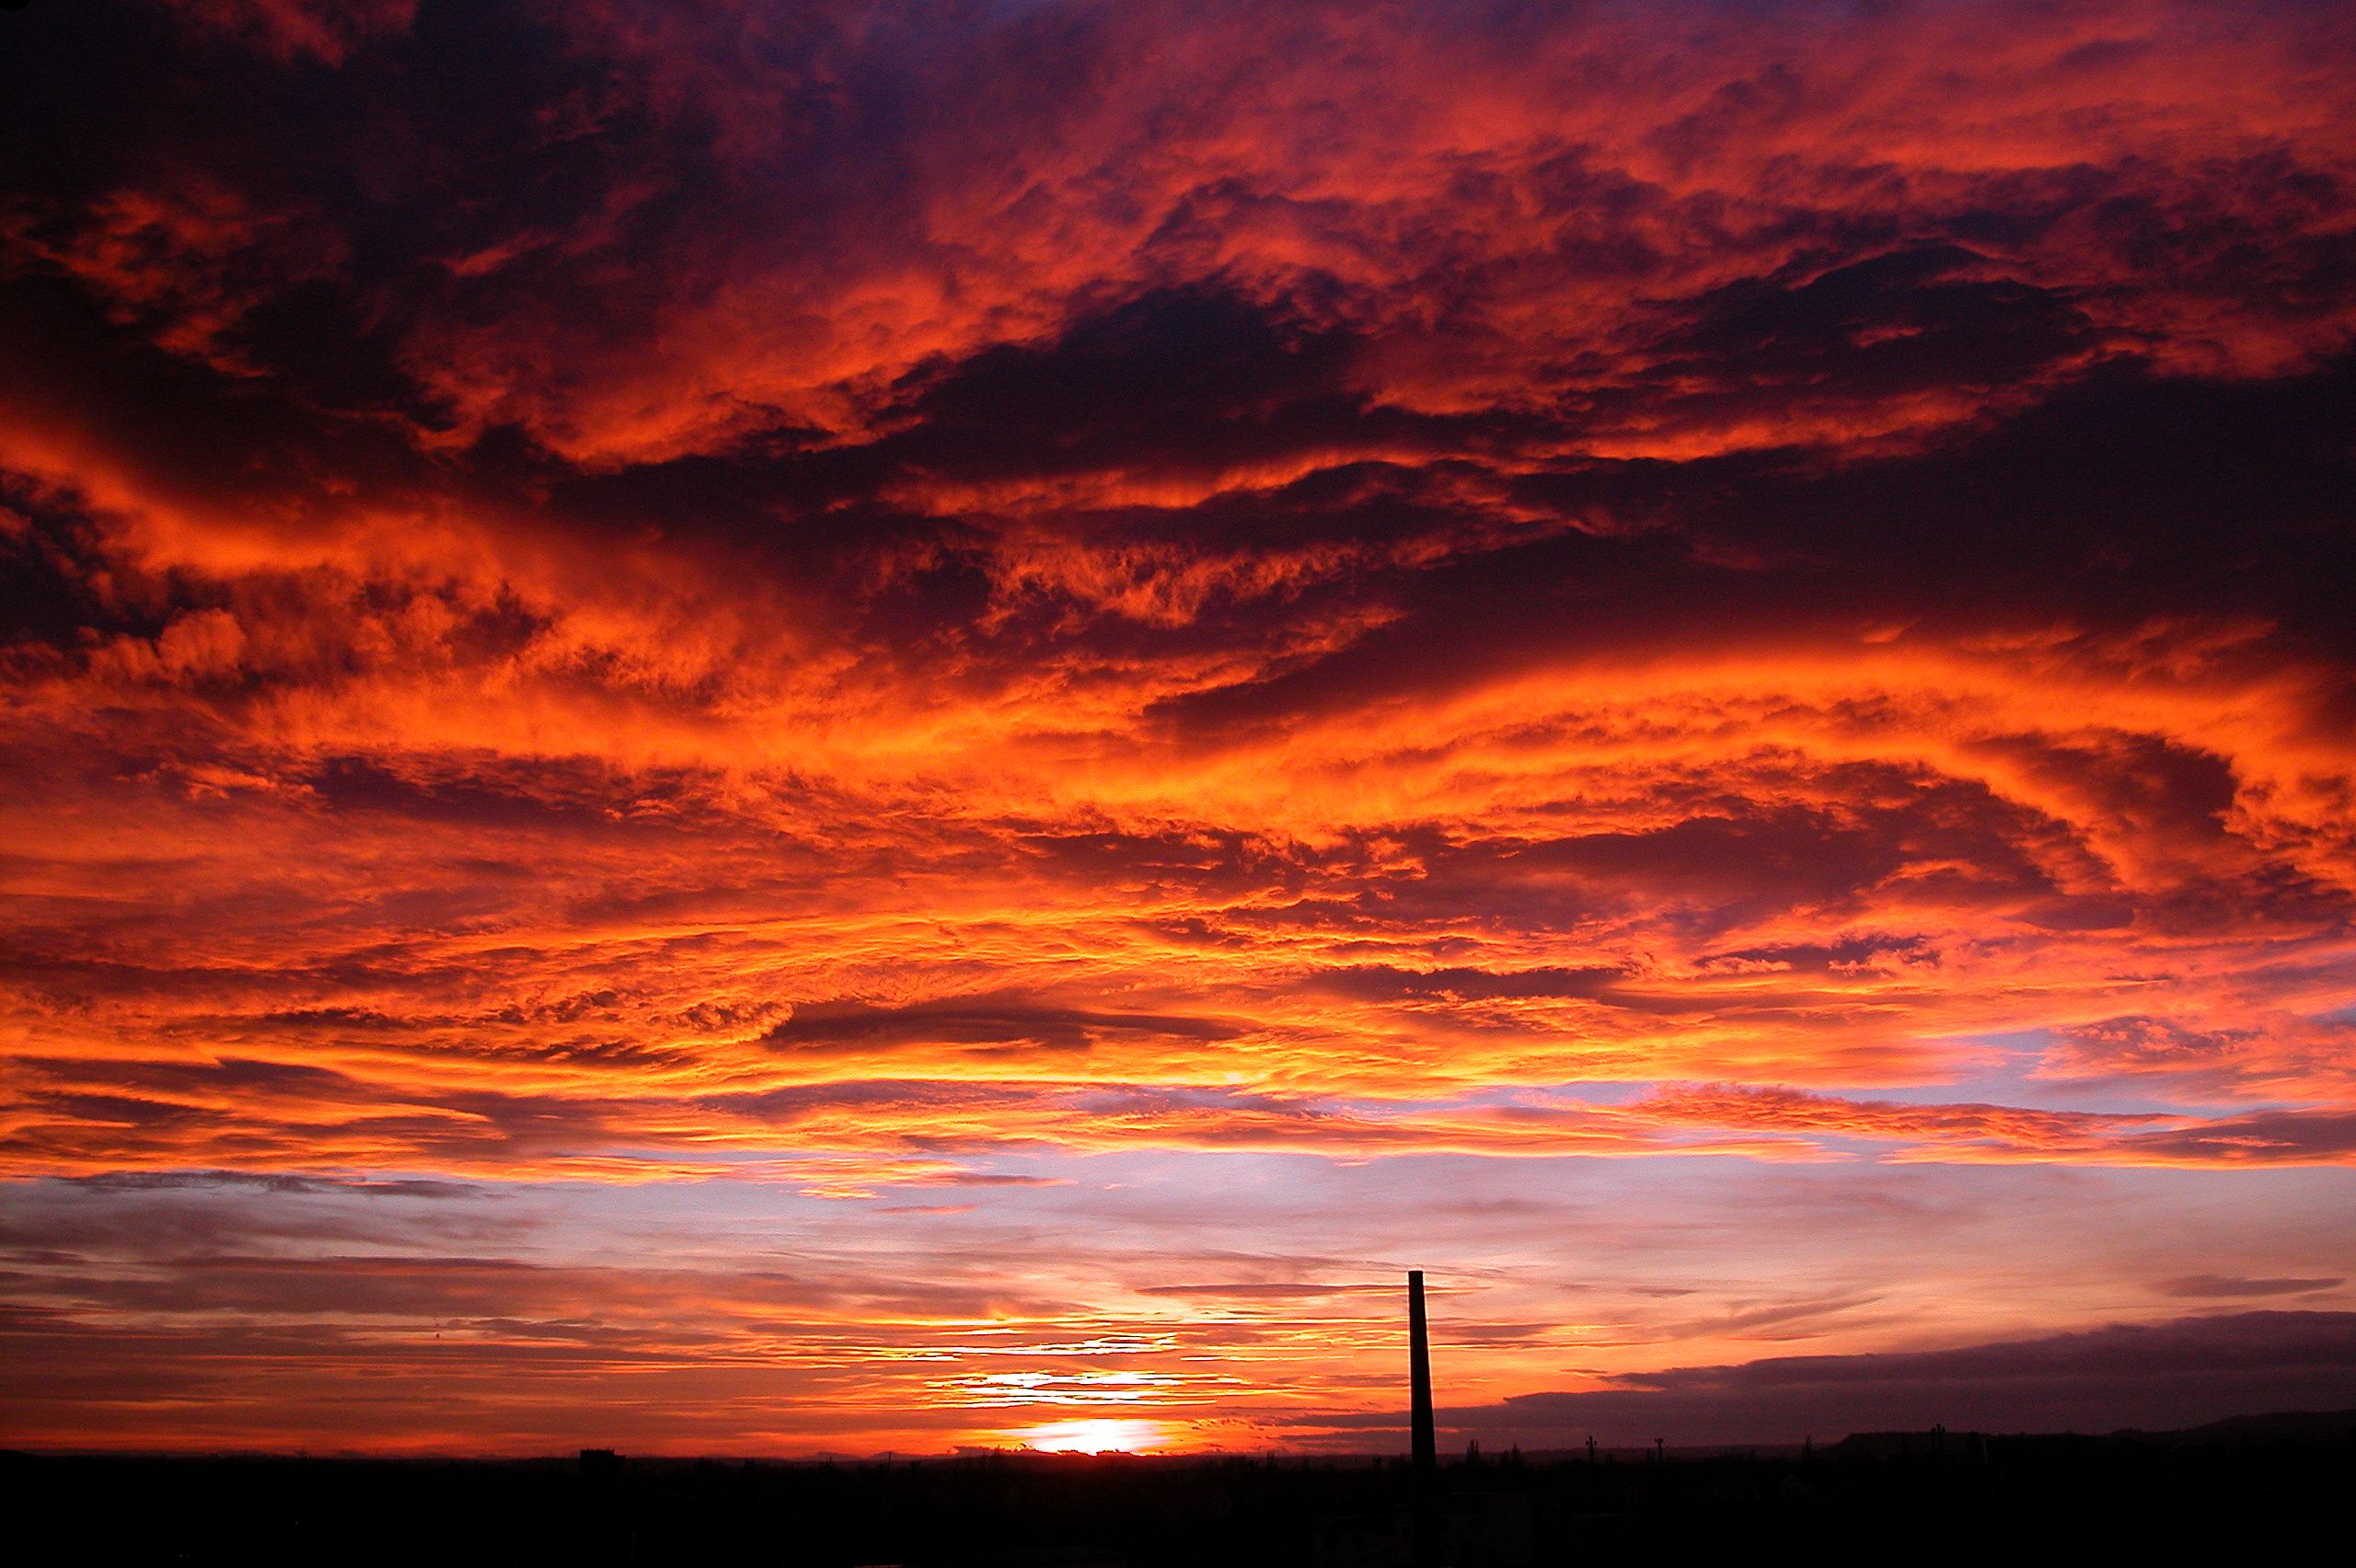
[1408,1270,1438,1568]
[1408,1269,1437,1476]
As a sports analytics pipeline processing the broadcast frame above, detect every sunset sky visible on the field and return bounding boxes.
[5,0,2355,1458]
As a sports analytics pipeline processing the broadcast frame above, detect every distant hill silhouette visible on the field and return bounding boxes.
[2161,1406,2356,1441]
[6,1407,2351,1564]
[1831,1406,2356,1457]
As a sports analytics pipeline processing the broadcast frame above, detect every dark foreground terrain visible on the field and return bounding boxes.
[9,1412,2352,1565]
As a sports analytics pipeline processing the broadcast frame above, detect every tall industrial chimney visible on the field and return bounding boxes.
[1408,1269,1436,1474]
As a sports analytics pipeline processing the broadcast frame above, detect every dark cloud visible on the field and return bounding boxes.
[61,1170,485,1200]
[1315,965,1628,1002]
[873,286,1374,485]
[1415,1313,2356,1447]
[1642,243,2098,418]
[2159,1274,2344,1299]
[2120,1110,2356,1166]
[762,993,1249,1055]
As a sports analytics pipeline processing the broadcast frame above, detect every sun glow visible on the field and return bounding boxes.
[1016,1418,1172,1455]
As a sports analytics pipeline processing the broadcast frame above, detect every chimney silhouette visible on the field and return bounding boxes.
[1408,1270,1436,1474]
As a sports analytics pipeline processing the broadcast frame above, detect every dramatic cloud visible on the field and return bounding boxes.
[2,0,2352,1454]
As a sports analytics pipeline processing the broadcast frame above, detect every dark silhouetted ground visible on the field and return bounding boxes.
[7,1411,2350,1565]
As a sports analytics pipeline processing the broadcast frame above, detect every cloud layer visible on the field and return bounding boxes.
[3,0,2353,1454]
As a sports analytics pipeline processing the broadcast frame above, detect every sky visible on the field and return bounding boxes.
[2,0,2354,1458]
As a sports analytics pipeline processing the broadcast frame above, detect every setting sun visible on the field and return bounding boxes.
[1017,1420,1174,1456]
